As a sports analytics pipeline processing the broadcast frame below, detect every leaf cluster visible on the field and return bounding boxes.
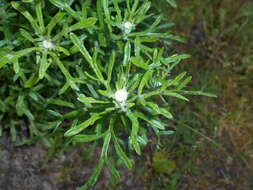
[0,0,216,188]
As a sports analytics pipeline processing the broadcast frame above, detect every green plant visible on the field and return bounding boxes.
[0,0,216,189]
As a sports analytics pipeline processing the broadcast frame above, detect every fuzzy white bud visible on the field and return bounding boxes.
[122,21,134,34]
[6,54,13,60]
[42,40,54,49]
[114,89,128,102]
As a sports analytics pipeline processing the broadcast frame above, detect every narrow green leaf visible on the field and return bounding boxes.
[101,131,111,159]
[87,84,100,99]
[143,101,160,112]
[166,54,191,64]
[127,110,141,155]
[135,1,151,23]
[134,37,141,57]
[159,107,173,119]
[24,73,40,88]
[68,18,97,32]
[55,46,70,56]
[102,0,110,22]
[163,91,189,101]
[143,72,187,98]
[138,70,153,95]
[0,47,40,69]
[73,134,103,143]
[84,72,99,82]
[62,110,79,119]
[48,0,67,9]
[70,33,104,82]
[131,57,148,69]
[64,114,102,137]
[165,0,177,8]
[48,98,75,108]
[158,130,175,135]
[78,131,112,190]
[13,59,20,74]
[80,131,110,189]
[78,94,109,104]
[123,41,131,66]
[16,95,25,116]
[128,74,141,92]
[180,90,217,97]
[15,47,41,58]
[50,53,79,92]
[46,12,65,36]
[39,52,50,79]
[24,109,35,121]
[112,130,133,169]
[11,1,41,33]
[107,50,115,86]
[171,72,187,86]
[135,111,166,130]
[0,55,10,69]
[176,76,192,90]
[20,28,34,42]
[96,0,105,29]
[47,110,63,118]
[112,0,122,22]
[35,1,45,33]
[131,0,139,14]
[58,82,70,95]
[106,159,121,182]
[69,33,92,64]
[145,101,173,119]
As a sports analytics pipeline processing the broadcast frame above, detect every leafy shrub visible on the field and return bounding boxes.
[0,0,215,189]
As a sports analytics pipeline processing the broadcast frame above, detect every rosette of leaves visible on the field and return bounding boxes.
[60,28,216,188]
[0,1,97,93]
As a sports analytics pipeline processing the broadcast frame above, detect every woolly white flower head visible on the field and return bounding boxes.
[6,54,13,60]
[122,21,134,34]
[114,89,128,102]
[42,40,54,49]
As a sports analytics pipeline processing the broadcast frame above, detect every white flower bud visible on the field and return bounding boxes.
[42,40,54,49]
[6,54,13,60]
[114,89,128,102]
[122,21,134,34]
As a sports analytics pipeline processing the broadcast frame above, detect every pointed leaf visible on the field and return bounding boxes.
[127,110,141,155]
[68,17,97,32]
[48,98,75,108]
[138,70,153,95]
[73,134,104,143]
[123,41,131,66]
[112,130,133,169]
[46,11,65,36]
[135,111,166,130]
[163,91,189,101]
[78,94,109,104]
[106,159,121,182]
[11,1,41,33]
[165,0,177,8]
[64,114,102,137]
[180,90,217,97]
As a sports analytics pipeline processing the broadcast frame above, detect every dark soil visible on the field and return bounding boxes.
[0,135,104,190]
[0,135,145,190]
